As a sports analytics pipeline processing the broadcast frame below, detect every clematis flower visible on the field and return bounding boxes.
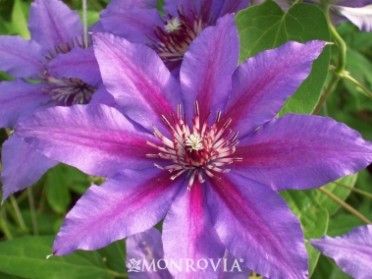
[0,0,112,200]
[126,228,250,278]
[16,15,372,279]
[99,0,249,71]
[311,225,372,279]
[255,0,372,31]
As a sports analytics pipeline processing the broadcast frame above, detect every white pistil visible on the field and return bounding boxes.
[165,18,181,33]
[147,104,241,188]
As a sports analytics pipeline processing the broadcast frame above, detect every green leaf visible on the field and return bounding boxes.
[281,190,329,276]
[315,175,358,216]
[0,236,121,279]
[6,0,29,38]
[45,166,72,214]
[312,255,351,279]
[45,164,90,213]
[236,1,331,114]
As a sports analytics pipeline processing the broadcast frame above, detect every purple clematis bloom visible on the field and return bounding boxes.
[0,0,111,200]
[15,15,372,279]
[126,228,250,278]
[99,0,249,71]
[311,225,372,279]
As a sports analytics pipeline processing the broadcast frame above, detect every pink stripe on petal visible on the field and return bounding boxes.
[53,169,182,255]
[16,104,156,177]
[208,173,308,279]
[225,40,325,136]
[93,33,180,131]
[180,15,239,121]
[235,114,372,191]
[163,181,224,278]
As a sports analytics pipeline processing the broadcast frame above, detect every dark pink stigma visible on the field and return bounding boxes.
[152,13,206,63]
[147,103,242,189]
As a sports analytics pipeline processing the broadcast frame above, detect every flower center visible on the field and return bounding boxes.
[39,36,96,106]
[147,103,242,188]
[40,72,96,106]
[152,13,205,63]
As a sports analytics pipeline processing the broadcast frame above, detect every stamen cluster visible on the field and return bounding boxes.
[40,72,96,106]
[152,13,205,62]
[147,103,241,188]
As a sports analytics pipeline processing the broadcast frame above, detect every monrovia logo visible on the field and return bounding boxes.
[126,257,244,273]
[126,258,142,272]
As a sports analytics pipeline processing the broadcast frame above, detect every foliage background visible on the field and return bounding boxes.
[0,0,371,278]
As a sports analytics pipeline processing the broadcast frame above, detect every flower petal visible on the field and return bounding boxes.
[332,4,372,31]
[100,1,161,44]
[180,15,239,121]
[53,169,181,255]
[311,225,372,279]
[47,47,101,86]
[29,0,83,50]
[225,40,325,136]
[16,104,156,177]
[0,80,50,128]
[207,173,308,279]
[93,33,180,132]
[235,114,372,191]
[164,0,249,22]
[126,228,173,279]
[162,181,225,278]
[0,36,42,77]
[1,135,57,201]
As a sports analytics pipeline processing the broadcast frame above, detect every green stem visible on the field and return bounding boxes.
[82,0,88,48]
[27,188,38,235]
[313,72,339,114]
[0,207,13,240]
[338,71,372,98]
[313,4,348,114]
[319,188,372,224]
[9,196,27,231]
[335,182,372,199]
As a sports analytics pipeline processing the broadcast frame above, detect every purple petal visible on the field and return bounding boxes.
[207,172,308,279]
[53,169,181,255]
[29,0,83,50]
[162,181,225,278]
[225,40,325,136]
[164,0,249,22]
[93,33,180,132]
[235,114,372,191]
[1,135,57,201]
[16,104,156,177]
[47,47,101,86]
[332,5,372,31]
[89,84,117,107]
[126,228,173,279]
[217,251,251,279]
[180,15,239,121]
[311,225,372,279]
[100,2,161,44]
[0,36,42,77]
[0,80,51,128]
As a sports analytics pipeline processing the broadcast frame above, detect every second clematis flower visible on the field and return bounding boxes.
[0,0,112,200]
[99,0,249,71]
[15,15,372,279]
